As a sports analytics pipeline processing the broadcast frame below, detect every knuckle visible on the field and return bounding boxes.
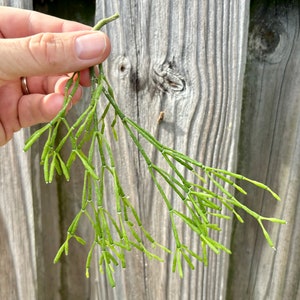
[0,120,14,146]
[28,33,65,68]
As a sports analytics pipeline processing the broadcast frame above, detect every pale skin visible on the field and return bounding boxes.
[0,6,111,146]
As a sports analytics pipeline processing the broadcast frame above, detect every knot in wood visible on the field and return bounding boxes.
[115,55,131,79]
[152,62,185,93]
[248,20,287,63]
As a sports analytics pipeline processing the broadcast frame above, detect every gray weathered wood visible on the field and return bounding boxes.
[0,0,31,9]
[0,2,37,300]
[0,0,250,299]
[92,1,249,299]
[0,130,37,300]
[0,1,92,299]
[8,1,300,299]
[227,2,300,299]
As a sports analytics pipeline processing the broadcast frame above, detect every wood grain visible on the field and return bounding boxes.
[0,0,31,9]
[0,2,38,300]
[1,1,298,299]
[0,129,37,300]
[0,0,270,299]
[227,2,300,299]
[92,1,249,299]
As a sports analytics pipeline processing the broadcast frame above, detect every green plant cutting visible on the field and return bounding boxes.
[24,14,286,287]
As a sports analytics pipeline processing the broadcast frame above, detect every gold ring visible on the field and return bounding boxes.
[20,77,30,95]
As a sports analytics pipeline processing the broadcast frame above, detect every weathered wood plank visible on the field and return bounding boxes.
[92,1,250,299]
[0,0,31,9]
[227,2,300,299]
[0,130,37,300]
[0,2,38,299]
[0,2,60,300]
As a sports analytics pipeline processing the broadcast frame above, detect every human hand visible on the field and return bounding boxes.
[0,6,111,146]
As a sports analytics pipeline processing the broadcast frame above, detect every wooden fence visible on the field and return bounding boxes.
[0,0,298,299]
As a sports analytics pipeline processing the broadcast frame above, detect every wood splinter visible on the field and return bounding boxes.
[157,111,165,124]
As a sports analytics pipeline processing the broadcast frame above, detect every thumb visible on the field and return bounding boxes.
[0,31,110,81]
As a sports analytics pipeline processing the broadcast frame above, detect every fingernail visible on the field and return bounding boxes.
[75,32,107,60]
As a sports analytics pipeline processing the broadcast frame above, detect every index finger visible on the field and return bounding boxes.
[0,6,91,38]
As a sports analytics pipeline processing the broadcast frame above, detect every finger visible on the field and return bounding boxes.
[0,31,111,81]
[26,75,66,94]
[26,75,84,98]
[27,70,92,94]
[78,69,93,87]
[53,77,83,105]
[0,80,81,145]
[73,68,100,87]
[18,93,74,128]
[0,7,91,38]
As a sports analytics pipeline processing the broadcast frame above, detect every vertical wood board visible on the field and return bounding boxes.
[92,0,249,299]
[227,2,300,299]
